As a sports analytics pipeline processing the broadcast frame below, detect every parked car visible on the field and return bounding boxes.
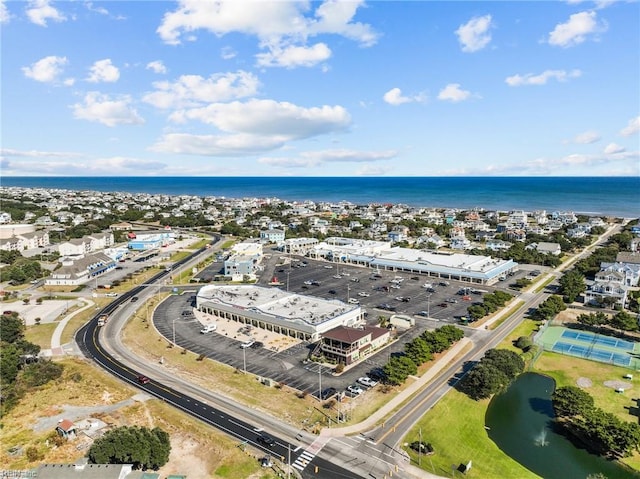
[357,292,370,297]
[417,311,429,317]
[347,384,364,395]
[328,289,337,294]
[357,377,378,388]
[105,292,118,297]
[257,434,276,447]
[200,324,217,333]
[320,387,337,400]
[250,341,264,349]
[241,340,255,348]
[438,303,448,308]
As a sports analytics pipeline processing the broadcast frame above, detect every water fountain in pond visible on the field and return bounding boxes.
[534,429,549,447]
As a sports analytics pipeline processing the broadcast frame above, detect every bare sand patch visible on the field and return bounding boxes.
[604,380,632,390]
[576,377,593,388]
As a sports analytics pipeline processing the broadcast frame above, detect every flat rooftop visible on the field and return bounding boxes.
[197,285,357,325]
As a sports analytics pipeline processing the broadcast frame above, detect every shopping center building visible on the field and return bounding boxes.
[196,284,364,342]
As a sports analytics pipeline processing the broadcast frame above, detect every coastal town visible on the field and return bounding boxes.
[1,185,640,479]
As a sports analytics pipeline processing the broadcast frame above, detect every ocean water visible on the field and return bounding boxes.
[1,176,638,218]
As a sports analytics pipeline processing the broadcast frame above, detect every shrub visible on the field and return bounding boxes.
[515,336,533,351]
[334,363,345,374]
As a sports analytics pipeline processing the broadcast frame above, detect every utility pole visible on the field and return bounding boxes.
[419,427,422,466]
[287,443,291,479]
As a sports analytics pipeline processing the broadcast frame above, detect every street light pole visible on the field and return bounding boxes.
[427,293,432,319]
[243,346,246,374]
[318,365,322,402]
[172,318,176,346]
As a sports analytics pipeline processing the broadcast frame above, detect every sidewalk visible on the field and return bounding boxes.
[40,298,95,357]
[320,337,473,438]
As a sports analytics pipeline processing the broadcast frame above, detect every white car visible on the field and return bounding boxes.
[240,339,255,348]
[105,292,118,297]
[304,280,313,285]
[357,377,378,388]
[357,292,370,297]
[200,324,217,333]
[324,265,333,269]
[347,384,364,395]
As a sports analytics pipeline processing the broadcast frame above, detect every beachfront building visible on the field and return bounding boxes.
[308,237,517,285]
[196,285,364,342]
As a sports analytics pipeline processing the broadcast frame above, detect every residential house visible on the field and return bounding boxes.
[529,242,562,256]
[260,228,285,243]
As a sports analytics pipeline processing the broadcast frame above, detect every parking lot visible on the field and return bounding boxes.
[153,251,529,399]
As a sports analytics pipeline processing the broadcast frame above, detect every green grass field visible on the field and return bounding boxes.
[403,320,640,477]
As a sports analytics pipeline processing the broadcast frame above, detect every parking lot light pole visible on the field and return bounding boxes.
[172,318,177,346]
[318,365,322,402]
[243,346,247,374]
[427,294,432,319]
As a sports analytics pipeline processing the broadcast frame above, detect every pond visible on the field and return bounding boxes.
[485,372,640,479]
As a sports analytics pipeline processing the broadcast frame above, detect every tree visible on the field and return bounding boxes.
[559,270,586,303]
[404,337,432,366]
[88,426,171,470]
[534,295,567,321]
[459,363,509,400]
[609,311,639,333]
[576,312,608,330]
[482,349,524,380]
[0,314,25,344]
[383,354,418,386]
[552,386,594,418]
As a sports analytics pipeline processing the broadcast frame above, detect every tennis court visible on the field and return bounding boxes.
[561,329,634,351]
[552,341,632,367]
[535,326,640,370]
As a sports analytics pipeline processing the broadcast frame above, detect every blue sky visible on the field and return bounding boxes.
[1,0,639,177]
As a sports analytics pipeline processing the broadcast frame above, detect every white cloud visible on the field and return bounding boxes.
[150,133,287,156]
[146,60,167,74]
[258,149,398,168]
[455,14,493,52]
[437,83,471,102]
[85,2,109,16]
[152,100,351,156]
[383,87,426,106]
[87,59,120,83]
[26,0,66,26]
[620,116,640,137]
[573,130,601,144]
[256,43,331,68]
[221,46,237,60]
[1,147,84,158]
[22,55,68,83]
[548,11,606,48]
[143,71,259,109]
[156,1,377,68]
[170,99,351,139]
[505,69,582,86]
[1,0,11,23]
[604,143,625,154]
[71,92,144,127]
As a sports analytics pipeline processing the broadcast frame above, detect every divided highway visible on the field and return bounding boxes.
[74,241,364,479]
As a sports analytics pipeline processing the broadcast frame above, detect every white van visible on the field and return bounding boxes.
[200,324,217,334]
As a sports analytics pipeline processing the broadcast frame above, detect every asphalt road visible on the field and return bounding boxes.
[75,239,366,479]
